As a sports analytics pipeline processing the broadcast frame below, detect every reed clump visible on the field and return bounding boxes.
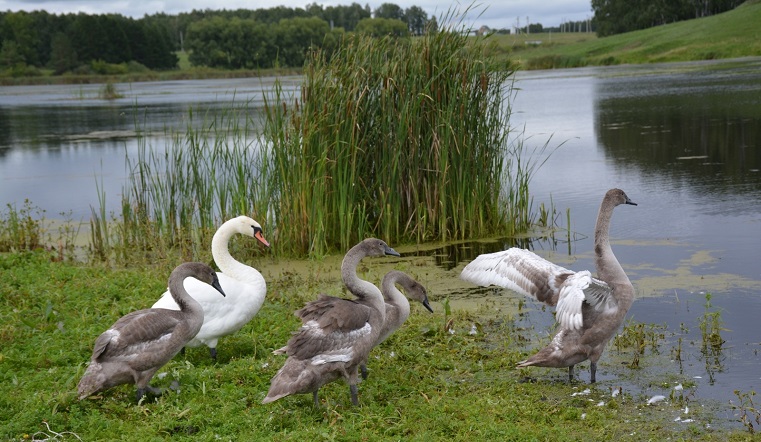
[261,24,527,256]
[91,16,547,261]
[0,200,45,252]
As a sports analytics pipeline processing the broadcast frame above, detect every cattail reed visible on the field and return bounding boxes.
[92,14,549,261]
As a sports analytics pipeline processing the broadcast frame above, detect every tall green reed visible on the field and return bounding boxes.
[90,11,552,261]
[261,21,534,256]
[90,102,274,264]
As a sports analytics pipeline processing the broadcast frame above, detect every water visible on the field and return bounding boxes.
[464,58,761,410]
[0,77,300,219]
[2,59,761,413]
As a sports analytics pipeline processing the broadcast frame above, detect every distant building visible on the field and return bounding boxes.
[476,25,491,36]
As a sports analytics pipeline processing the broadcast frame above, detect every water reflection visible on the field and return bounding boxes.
[401,236,549,270]
[593,67,761,208]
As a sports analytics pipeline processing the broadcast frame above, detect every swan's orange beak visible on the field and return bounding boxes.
[255,230,270,247]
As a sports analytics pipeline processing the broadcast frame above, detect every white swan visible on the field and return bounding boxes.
[151,216,269,360]
[262,238,399,406]
[460,188,637,383]
[78,262,225,401]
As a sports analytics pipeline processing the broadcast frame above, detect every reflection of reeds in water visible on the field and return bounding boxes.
[90,15,552,261]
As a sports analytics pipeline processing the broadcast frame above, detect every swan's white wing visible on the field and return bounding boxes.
[460,248,614,330]
[583,276,617,312]
[460,248,572,305]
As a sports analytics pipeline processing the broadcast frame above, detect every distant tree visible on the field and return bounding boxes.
[48,32,78,74]
[355,17,409,37]
[275,17,331,67]
[187,16,276,69]
[373,3,405,21]
[0,11,41,66]
[321,27,345,59]
[139,23,178,69]
[321,3,371,31]
[0,40,25,67]
[404,6,429,36]
[592,0,743,37]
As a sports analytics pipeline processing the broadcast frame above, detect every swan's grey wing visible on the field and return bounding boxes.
[461,248,614,331]
[95,309,183,359]
[285,296,374,363]
[582,276,617,312]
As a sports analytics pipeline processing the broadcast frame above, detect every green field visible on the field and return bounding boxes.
[1,250,756,441]
[488,0,761,69]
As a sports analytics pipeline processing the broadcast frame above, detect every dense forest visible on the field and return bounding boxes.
[0,2,436,75]
[0,0,747,76]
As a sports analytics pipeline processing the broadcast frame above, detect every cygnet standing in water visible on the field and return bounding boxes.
[461,188,637,383]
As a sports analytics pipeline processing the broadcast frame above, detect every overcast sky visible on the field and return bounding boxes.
[1,1,594,29]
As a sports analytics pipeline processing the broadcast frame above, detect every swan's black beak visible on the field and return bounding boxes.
[384,245,401,257]
[211,274,226,297]
[422,297,434,313]
[625,197,637,206]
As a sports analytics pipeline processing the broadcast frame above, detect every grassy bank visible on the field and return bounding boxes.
[488,0,761,69]
[1,250,757,441]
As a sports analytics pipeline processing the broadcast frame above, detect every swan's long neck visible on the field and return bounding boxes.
[341,246,385,316]
[593,200,631,294]
[168,272,204,320]
[382,272,410,320]
[211,224,263,284]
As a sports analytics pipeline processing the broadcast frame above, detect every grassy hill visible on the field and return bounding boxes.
[488,0,761,69]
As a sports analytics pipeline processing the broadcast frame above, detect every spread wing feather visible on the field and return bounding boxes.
[460,248,615,330]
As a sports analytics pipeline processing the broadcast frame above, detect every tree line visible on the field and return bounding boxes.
[591,0,744,37]
[0,2,437,75]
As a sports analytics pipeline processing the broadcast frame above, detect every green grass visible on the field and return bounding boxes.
[0,250,754,441]
[490,0,761,69]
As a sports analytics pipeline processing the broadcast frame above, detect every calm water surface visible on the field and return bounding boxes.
[1,59,760,420]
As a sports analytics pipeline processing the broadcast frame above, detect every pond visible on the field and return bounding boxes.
[1,58,760,420]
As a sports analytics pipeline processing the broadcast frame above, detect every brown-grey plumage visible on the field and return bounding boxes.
[460,188,637,383]
[77,262,225,402]
[360,270,433,379]
[262,238,400,406]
